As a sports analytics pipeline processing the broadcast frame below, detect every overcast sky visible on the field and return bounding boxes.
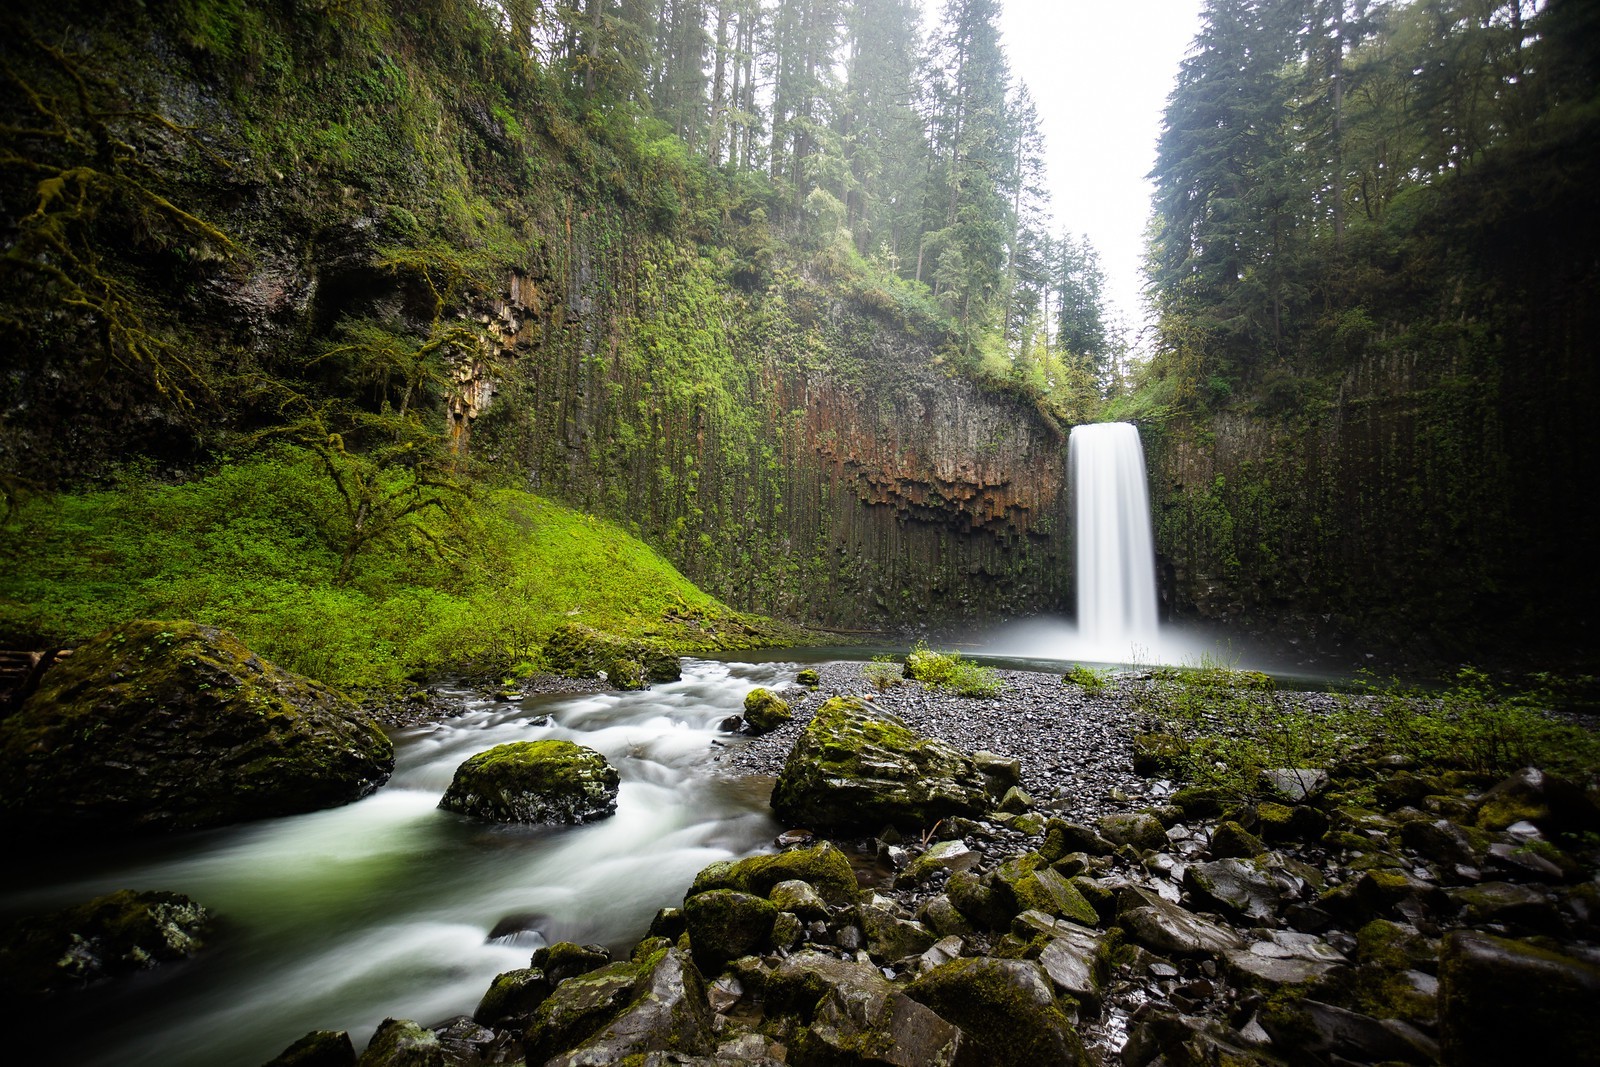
[929,0,1205,346]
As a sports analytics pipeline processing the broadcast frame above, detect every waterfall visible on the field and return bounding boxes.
[1070,422,1159,656]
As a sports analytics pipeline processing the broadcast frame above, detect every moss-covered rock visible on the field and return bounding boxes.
[1209,820,1267,859]
[770,697,997,832]
[540,623,681,690]
[531,941,612,983]
[1097,812,1168,852]
[523,946,713,1066]
[1439,930,1600,1067]
[472,968,552,1031]
[683,889,778,975]
[0,888,213,996]
[905,957,1090,1066]
[688,841,860,904]
[438,740,619,824]
[743,687,792,734]
[797,669,821,687]
[355,1019,443,1067]
[1131,732,1186,777]
[263,1029,357,1067]
[0,619,393,835]
[1256,801,1328,844]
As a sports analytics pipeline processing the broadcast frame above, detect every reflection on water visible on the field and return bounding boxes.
[1,659,792,1066]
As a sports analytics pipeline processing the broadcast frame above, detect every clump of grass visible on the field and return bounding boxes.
[1064,664,1111,694]
[903,641,1003,698]
[863,654,904,692]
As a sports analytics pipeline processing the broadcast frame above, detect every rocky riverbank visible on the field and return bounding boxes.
[264,658,1600,1066]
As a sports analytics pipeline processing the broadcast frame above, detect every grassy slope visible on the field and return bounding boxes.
[0,448,800,691]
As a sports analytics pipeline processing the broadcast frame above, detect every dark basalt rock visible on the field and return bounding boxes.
[906,956,1090,1067]
[473,968,552,1031]
[683,889,778,974]
[689,840,860,903]
[524,946,714,1066]
[262,1029,356,1067]
[439,740,619,824]
[743,687,793,734]
[1438,929,1600,1066]
[770,697,997,832]
[0,888,213,996]
[355,1019,443,1067]
[0,619,393,835]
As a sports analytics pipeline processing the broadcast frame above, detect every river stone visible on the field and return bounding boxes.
[356,1019,444,1067]
[439,740,619,824]
[263,1030,357,1067]
[859,898,937,962]
[1438,929,1600,1066]
[533,941,613,983]
[743,688,792,734]
[1208,820,1267,859]
[768,879,828,920]
[1012,912,1112,1010]
[769,697,996,831]
[801,981,964,1067]
[1260,999,1438,1065]
[1184,858,1283,922]
[899,840,981,886]
[1223,930,1347,989]
[1260,768,1329,802]
[0,619,393,835]
[525,946,713,1066]
[1118,893,1246,957]
[1098,812,1168,852]
[1473,766,1600,836]
[473,967,552,1030]
[906,957,1090,1066]
[684,890,778,974]
[917,895,976,938]
[689,841,859,903]
[0,888,213,996]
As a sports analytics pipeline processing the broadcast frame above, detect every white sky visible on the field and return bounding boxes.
[922,0,1205,346]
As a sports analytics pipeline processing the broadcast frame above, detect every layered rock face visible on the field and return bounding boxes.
[0,619,393,835]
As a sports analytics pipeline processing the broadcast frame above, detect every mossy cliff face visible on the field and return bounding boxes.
[0,0,1070,635]
[0,619,393,835]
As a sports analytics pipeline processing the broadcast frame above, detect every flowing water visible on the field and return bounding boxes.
[2,659,795,1066]
[1070,422,1160,662]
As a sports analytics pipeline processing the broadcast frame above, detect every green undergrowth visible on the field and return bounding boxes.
[903,641,1004,698]
[0,448,802,691]
[1133,660,1600,798]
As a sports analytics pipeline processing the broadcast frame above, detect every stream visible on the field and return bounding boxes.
[2,658,798,1066]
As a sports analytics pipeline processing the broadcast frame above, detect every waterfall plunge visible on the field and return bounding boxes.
[1071,422,1159,659]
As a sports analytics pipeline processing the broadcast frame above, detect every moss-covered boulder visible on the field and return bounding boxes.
[683,889,778,974]
[473,968,552,1031]
[0,888,213,996]
[263,1029,357,1067]
[743,687,792,734]
[688,841,860,904]
[770,697,997,832]
[0,620,393,835]
[540,623,680,690]
[1438,930,1600,1066]
[523,946,713,1066]
[355,1019,443,1067]
[439,741,619,824]
[905,957,1090,1066]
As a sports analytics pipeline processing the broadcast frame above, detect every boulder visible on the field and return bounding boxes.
[1223,930,1346,989]
[796,669,821,687]
[689,841,859,904]
[1259,999,1437,1065]
[1040,819,1115,860]
[1208,820,1267,859]
[770,698,996,832]
[1259,768,1328,803]
[0,620,393,834]
[683,890,778,974]
[769,879,829,920]
[355,1019,443,1067]
[532,941,612,983]
[1184,859,1282,922]
[906,957,1090,1066]
[439,740,619,824]
[1013,911,1114,1010]
[1117,892,1245,958]
[540,623,680,690]
[525,946,714,1066]
[990,860,1100,927]
[742,688,793,734]
[1097,812,1168,852]
[858,897,937,962]
[800,981,963,1066]
[263,1030,356,1067]
[473,968,552,1030]
[1438,929,1600,1066]
[0,889,212,996]
[897,840,981,887]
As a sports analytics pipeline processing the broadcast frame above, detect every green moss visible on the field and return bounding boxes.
[688,842,859,904]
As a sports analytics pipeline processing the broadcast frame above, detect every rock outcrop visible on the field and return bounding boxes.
[0,620,393,835]
[769,697,997,831]
[438,740,619,824]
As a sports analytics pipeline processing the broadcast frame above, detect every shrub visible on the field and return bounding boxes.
[903,641,1003,698]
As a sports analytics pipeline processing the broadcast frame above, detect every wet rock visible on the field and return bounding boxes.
[0,620,394,835]
[906,956,1090,1066]
[1473,766,1600,836]
[797,669,821,687]
[1131,733,1185,777]
[1207,820,1266,859]
[972,751,1023,795]
[770,698,997,832]
[1319,869,1438,926]
[769,879,829,920]
[897,840,980,887]
[526,946,714,1066]
[1255,801,1328,844]
[473,968,551,1030]
[439,740,619,824]
[1184,858,1282,922]
[1399,817,1486,867]
[1485,838,1573,882]
[356,1019,443,1067]
[1259,998,1437,1065]
[743,688,792,734]
[1446,881,1562,932]
[1117,892,1245,957]
[0,888,213,996]
[799,978,964,1066]
[1122,1007,1267,1067]
[1040,819,1115,860]
[262,1030,356,1067]
[1013,911,1113,1010]
[532,942,611,983]
[1438,929,1600,1066]
[706,974,743,1014]
[690,841,859,904]
[430,1016,513,1064]
[1097,812,1168,852]
[1222,930,1346,988]
[1170,786,1230,819]
[858,898,937,962]
[684,890,778,974]
[648,907,687,940]
[1259,768,1328,802]
[916,895,976,939]
[997,786,1034,814]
